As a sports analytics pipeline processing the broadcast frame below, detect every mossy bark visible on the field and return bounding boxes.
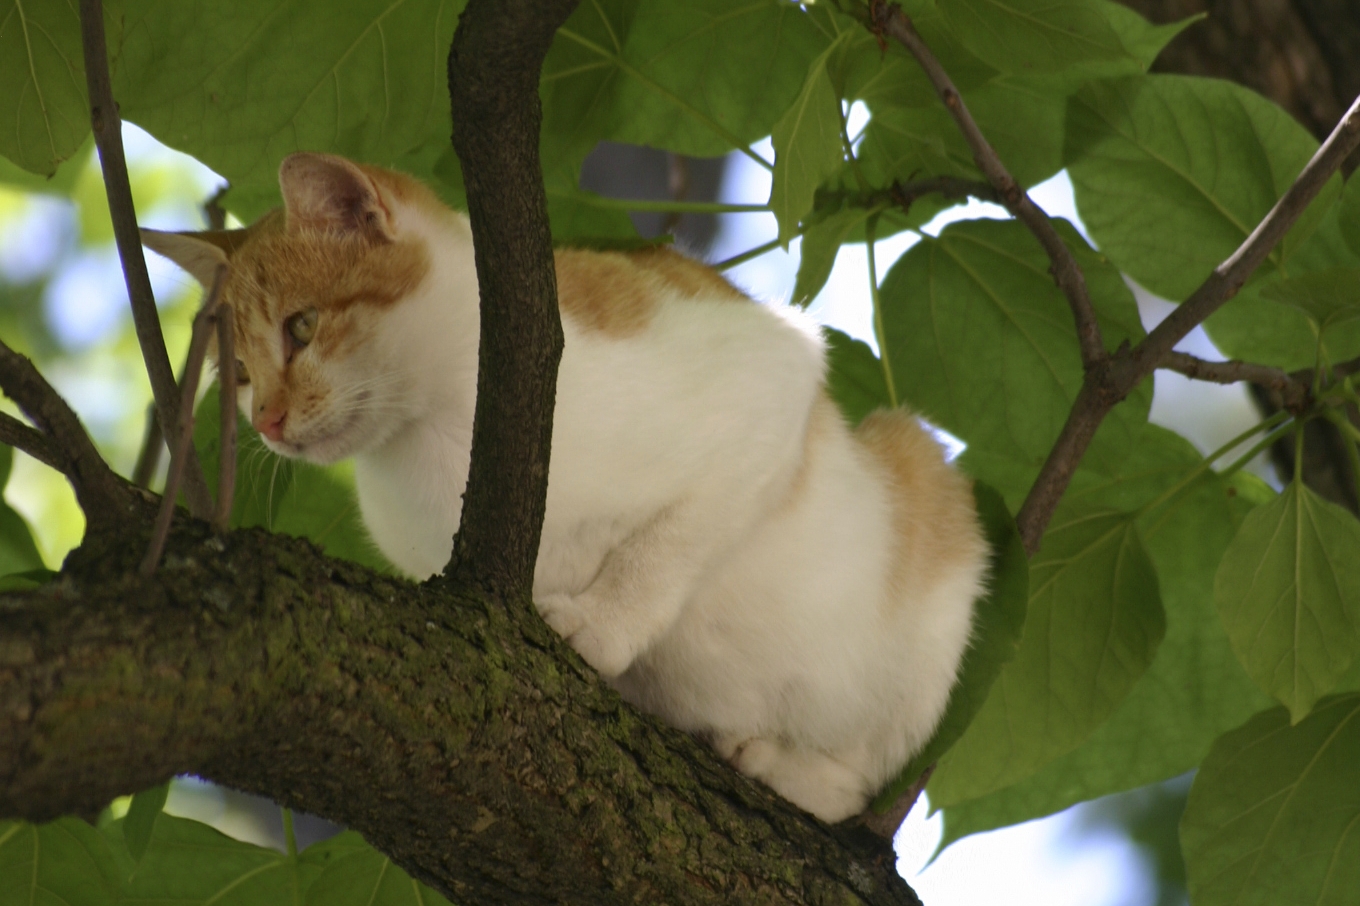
[0,519,920,906]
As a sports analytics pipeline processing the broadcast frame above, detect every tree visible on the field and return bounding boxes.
[2,0,1359,904]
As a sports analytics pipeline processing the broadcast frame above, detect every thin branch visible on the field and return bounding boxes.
[215,315,237,532]
[1016,92,1360,551]
[141,266,226,576]
[1159,352,1309,412]
[0,412,62,474]
[861,764,934,838]
[79,0,213,519]
[866,0,1106,372]
[0,341,132,529]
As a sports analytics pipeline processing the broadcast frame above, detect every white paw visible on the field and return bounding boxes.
[728,737,869,823]
[535,592,635,679]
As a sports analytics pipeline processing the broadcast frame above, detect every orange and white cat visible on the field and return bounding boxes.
[144,152,988,822]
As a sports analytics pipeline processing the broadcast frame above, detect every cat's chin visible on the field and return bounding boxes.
[265,416,369,465]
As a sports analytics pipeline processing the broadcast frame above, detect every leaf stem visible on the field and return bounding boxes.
[712,237,782,271]
[282,807,297,857]
[1139,410,1291,519]
[865,214,899,408]
[569,195,770,215]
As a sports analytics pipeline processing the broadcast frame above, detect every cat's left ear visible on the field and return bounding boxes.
[279,153,396,242]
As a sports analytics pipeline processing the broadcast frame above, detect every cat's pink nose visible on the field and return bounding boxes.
[255,407,287,442]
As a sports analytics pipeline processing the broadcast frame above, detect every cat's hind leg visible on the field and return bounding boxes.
[724,736,873,823]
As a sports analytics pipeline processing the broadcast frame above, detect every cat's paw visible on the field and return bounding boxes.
[536,592,635,679]
[728,737,869,823]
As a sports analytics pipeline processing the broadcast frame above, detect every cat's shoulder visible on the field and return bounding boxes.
[553,245,748,338]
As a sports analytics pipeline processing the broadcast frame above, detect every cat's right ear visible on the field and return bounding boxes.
[141,228,241,289]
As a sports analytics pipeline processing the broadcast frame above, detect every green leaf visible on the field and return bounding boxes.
[0,445,44,578]
[0,137,92,195]
[879,217,1150,490]
[793,207,870,306]
[123,783,170,864]
[822,328,890,427]
[193,386,391,573]
[114,0,463,220]
[0,818,120,906]
[0,0,92,177]
[876,482,1028,809]
[1181,696,1360,906]
[1097,1,1200,73]
[1214,481,1360,722]
[305,844,451,906]
[1339,174,1360,259]
[770,39,847,247]
[1259,268,1360,336]
[540,0,825,169]
[938,429,1271,845]
[1068,75,1339,301]
[940,0,1130,74]
[929,504,1165,807]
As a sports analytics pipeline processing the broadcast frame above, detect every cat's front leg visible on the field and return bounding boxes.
[535,500,720,679]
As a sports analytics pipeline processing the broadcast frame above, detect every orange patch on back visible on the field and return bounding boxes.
[854,410,985,605]
[554,246,749,337]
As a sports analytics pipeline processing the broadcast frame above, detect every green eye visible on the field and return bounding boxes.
[233,358,250,385]
[286,308,318,347]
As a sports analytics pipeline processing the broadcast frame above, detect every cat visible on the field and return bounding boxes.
[143,152,989,823]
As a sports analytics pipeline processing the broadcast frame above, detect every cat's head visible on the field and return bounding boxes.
[144,153,439,464]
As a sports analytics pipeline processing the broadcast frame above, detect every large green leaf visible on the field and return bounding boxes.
[1259,268,1360,337]
[939,428,1272,845]
[1215,481,1360,722]
[879,217,1149,491]
[0,0,91,177]
[939,0,1130,74]
[106,815,366,904]
[193,386,391,573]
[822,328,891,427]
[122,783,170,864]
[0,445,44,578]
[0,818,120,906]
[792,207,872,306]
[1181,696,1360,906]
[540,0,824,169]
[928,503,1164,807]
[770,36,847,246]
[305,845,451,906]
[114,0,462,219]
[1068,75,1338,301]
[876,482,1028,809]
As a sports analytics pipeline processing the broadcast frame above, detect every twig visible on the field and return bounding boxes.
[215,315,237,532]
[0,341,131,528]
[0,412,62,473]
[1159,352,1309,412]
[79,0,213,519]
[141,265,227,576]
[860,764,934,838]
[1016,92,1360,551]
[867,0,1105,372]
[130,406,163,488]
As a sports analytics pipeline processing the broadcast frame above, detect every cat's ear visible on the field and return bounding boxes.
[278,153,395,241]
[141,228,240,288]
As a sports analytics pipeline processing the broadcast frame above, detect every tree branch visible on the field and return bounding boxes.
[1158,352,1310,411]
[0,412,62,475]
[0,341,138,530]
[865,0,1106,371]
[0,522,921,906]
[442,0,576,598]
[78,0,213,520]
[1015,92,1360,552]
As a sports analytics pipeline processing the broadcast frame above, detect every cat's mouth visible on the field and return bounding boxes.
[274,406,367,465]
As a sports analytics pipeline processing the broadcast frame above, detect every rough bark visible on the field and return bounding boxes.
[0,520,916,905]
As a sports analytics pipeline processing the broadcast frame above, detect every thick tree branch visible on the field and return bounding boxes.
[0,413,61,475]
[1016,93,1360,551]
[864,0,1106,372]
[0,341,138,530]
[0,523,920,906]
[443,0,576,597]
[78,0,213,520]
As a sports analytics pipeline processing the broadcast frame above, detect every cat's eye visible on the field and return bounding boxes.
[286,308,318,348]
[232,358,250,385]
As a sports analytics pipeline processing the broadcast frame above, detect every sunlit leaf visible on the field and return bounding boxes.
[1068,75,1339,300]
[1181,696,1360,906]
[0,0,92,177]
[1215,481,1360,722]
[770,38,847,247]
[792,207,870,306]
[929,504,1164,806]
[305,843,451,906]
[939,0,1130,74]
[1259,268,1360,336]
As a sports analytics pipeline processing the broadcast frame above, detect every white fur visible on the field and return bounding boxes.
[246,180,987,823]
